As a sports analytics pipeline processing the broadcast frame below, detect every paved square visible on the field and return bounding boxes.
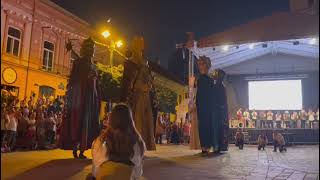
[1,145,319,180]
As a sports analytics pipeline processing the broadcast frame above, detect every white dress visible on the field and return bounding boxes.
[91,135,144,180]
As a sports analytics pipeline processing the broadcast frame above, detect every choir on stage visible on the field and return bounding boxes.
[232,108,319,129]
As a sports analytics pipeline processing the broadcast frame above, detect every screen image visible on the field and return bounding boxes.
[248,80,302,110]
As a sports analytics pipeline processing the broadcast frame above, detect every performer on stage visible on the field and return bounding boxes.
[120,36,156,150]
[59,38,101,159]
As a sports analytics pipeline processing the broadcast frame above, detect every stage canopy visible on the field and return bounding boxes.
[188,12,319,74]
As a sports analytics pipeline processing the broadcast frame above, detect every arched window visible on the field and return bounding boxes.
[39,86,55,98]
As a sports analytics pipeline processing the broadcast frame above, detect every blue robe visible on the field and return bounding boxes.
[196,74,219,149]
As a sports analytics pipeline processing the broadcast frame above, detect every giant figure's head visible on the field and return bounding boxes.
[80,37,95,60]
[197,56,211,75]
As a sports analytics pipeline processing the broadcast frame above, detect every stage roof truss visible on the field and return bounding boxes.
[190,38,319,70]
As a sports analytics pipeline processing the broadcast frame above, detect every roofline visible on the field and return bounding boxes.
[40,0,91,27]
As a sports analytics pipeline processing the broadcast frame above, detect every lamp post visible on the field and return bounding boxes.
[100,30,123,67]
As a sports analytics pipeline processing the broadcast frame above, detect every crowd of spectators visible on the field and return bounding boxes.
[155,114,191,145]
[1,95,64,153]
[232,108,319,129]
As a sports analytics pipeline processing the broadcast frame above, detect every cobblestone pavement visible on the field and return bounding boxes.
[1,145,319,180]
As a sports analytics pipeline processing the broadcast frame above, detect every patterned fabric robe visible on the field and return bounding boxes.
[59,58,101,150]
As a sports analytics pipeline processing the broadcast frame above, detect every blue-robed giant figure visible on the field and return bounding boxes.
[195,56,228,155]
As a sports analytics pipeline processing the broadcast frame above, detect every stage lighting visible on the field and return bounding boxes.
[222,45,229,52]
[309,38,318,45]
[262,43,268,48]
[249,43,255,49]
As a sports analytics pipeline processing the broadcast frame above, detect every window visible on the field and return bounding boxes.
[39,86,55,98]
[6,27,21,56]
[42,41,54,71]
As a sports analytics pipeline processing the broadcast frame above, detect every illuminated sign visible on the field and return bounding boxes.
[2,67,17,84]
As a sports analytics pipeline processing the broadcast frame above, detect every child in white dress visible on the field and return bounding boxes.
[91,104,146,180]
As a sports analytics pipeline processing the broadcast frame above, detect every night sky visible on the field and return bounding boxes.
[52,0,289,68]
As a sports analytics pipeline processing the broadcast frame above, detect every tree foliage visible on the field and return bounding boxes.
[154,85,177,113]
[96,63,123,101]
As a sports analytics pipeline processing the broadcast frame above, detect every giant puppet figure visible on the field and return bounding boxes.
[195,56,228,155]
[60,37,101,158]
[120,36,156,150]
[212,69,229,152]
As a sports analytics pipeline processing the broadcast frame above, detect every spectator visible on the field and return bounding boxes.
[170,121,179,144]
[5,105,18,152]
[155,115,165,144]
[91,104,146,180]
[36,110,47,149]
[26,111,37,150]
[1,103,8,149]
[46,111,56,146]
[183,120,191,144]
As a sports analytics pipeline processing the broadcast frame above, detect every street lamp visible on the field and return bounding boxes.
[101,30,110,38]
[101,29,124,67]
[116,40,123,48]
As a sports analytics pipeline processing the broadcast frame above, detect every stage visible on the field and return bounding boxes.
[229,128,320,145]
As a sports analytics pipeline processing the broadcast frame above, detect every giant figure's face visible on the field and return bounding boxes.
[80,38,95,60]
[197,56,211,75]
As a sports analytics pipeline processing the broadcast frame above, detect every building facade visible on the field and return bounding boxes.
[1,0,91,100]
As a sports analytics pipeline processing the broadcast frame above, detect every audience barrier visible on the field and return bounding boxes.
[229,128,319,145]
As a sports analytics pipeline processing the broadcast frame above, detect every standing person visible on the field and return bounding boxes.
[291,111,298,128]
[259,111,267,128]
[183,120,191,144]
[308,108,315,128]
[1,103,8,149]
[91,104,146,180]
[60,38,101,159]
[283,111,290,128]
[236,108,244,128]
[36,111,47,149]
[266,111,274,128]
[46,111,56,146]
[5,105,18,152]
[195,56,221,155]
[26,111,37,150]
[120,36,156,151]
[299,108,307,128]
[170,121,180,144]
[155,114,165,144]
[251,109,258,128]
[243,109,251,128]
[275,111,282,129]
